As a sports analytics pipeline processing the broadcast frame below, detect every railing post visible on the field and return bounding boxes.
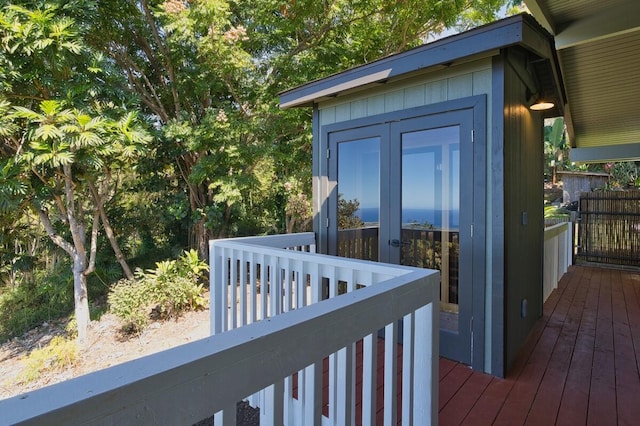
[412,278,439,425]
[210,241,224,335]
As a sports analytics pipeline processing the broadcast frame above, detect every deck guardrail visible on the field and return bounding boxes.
[543,222,573,302]
[0,233,439,426]
[210,233,440,425]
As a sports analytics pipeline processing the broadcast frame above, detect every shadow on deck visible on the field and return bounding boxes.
[439,265,640,425]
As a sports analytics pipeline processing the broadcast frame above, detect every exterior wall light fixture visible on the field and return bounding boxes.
[529,100,555,111]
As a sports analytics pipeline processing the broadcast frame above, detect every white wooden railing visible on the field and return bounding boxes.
[210,233,440,425]
[0,233,439,425]
[543,222,573,302]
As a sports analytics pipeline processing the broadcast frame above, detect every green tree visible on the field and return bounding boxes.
[0,2,149,341]
[84,0,515,256]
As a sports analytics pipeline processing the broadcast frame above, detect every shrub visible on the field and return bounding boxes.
[16,336,78,384]
[107,279,150,332]
[108,250,208,334]
[0,268,74,342]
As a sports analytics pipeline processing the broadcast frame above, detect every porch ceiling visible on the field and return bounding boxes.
[526,0,640,162]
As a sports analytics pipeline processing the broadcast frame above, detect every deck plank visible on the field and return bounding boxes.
[555,266,597,425]
[587,268,617,426]
[491,264,579,425]
[439,266,640,426]
[457,266,577,426]
[525,265,586,425]
[439,363,474,411]
[439,370,492,426]
[612,270,640,426]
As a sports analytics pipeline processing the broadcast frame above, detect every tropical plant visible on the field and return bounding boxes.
[544,117,568,183]
[0,2,149,342]
[108,250,208,334]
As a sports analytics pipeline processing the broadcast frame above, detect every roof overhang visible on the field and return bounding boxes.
[526,0,640,163]
[280,14,565,117]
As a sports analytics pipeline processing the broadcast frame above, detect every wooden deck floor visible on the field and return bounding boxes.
[439,265,640,425]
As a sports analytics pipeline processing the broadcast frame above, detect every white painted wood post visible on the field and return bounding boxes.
[384,322,398,425]
[402,313,415,426]
[362,333,378,425]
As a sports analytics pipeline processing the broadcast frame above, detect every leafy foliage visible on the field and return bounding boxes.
[0,266,74,342]
[606,162,640,189]
[108,250,208,334]
[0,0,516,340]
[544,204,570,220]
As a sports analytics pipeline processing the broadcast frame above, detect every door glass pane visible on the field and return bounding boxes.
[401,126,460,332]
[337,137,380,261]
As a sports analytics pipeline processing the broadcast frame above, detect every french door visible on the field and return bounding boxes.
[328,108,479,366]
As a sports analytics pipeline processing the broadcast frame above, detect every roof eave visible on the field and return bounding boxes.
[280,14,563,109]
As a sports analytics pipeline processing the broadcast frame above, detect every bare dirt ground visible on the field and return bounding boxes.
[0,306,210,401]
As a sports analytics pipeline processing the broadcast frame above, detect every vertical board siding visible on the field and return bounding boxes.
[384,89,405,112]
[425,80,448,105]
[350,99,368,119]
[447,74,474,99]
[318,61,492,126]
[473,69,492,96]
[404,84,426,108]
[502,52,544,372]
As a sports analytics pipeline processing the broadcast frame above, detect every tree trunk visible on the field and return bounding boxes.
[101,214,134,279]
[72,251,90,344]
[88,180,134,279]
[193,219,209,261]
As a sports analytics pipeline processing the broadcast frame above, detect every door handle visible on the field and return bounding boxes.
[389,239,410,247]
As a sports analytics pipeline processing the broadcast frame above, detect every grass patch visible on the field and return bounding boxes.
[16,336,78,384]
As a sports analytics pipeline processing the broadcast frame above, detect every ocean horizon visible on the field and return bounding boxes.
[357,207,459,228]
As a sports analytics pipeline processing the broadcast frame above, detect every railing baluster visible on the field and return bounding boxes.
[335,345,355,425]
[304,361,323,425]
[326,264,338,422]
[268,255,279,317]
[260,253,267,321]
[249,251,257,324]
[402,313,415,426]
[239,250,247,326]
[260,381,284,426]
[384,322,398,425]
[230,249,238,329]
[362,332,377,425]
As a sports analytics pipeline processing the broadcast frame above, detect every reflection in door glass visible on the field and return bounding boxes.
[337,138,380,261]
[401,126,460,331]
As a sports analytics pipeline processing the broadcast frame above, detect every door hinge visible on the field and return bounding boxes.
[471,223,474,238]
[326,217,330,228]
[327,148,331,159]
[471,129,475,143]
